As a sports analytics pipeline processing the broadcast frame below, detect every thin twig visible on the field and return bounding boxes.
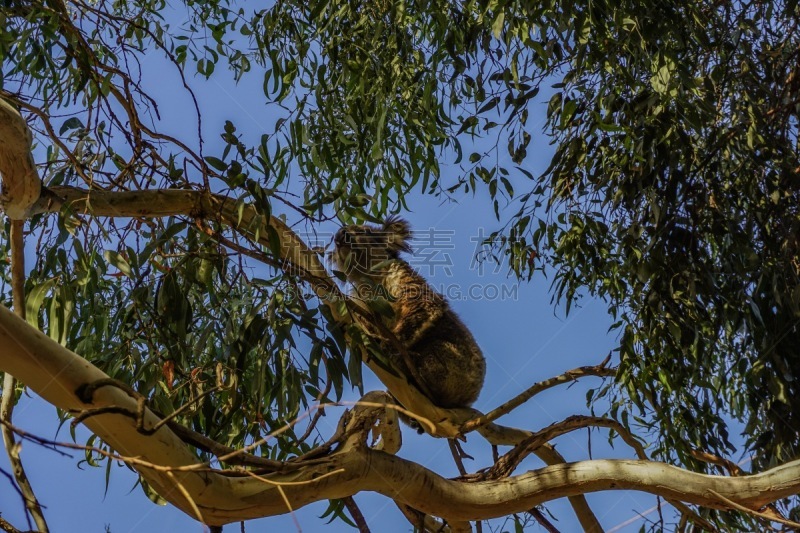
[707,490,800,529]
[166,470,204,524]
[394,502,450,533]
[477,415,646,480]
[461,357,615,434]
[690,450,744,476]
[448,439,468,476]
[0,516,23,533]
[342,496,372,533]
[529,507,560,533]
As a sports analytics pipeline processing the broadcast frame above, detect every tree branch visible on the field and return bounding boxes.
[0,219,48,532]
[342,496,371,533]
[532,444,602,533]
[0,516,24,533]
[460,359,615,434]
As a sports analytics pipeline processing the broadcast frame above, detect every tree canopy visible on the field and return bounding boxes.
[0,0,799,531]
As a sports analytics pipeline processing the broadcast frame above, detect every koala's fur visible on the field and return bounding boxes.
[333,217,485,408]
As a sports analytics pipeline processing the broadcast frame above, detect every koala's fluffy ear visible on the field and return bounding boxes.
[384,216,412,253]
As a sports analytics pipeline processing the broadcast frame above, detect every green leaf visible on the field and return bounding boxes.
[205,156,227,171]
[139,477,168,506]
[25,277,59,329]
[492,12,505,39]
[59,117,84,135]
[103,250,132,277]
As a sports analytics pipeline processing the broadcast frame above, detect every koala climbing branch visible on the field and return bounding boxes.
[333,219,486,410]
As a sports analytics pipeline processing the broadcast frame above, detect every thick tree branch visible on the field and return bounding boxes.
[533,444,602,533]
[2,305,800,526]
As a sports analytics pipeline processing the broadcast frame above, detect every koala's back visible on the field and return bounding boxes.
[380,261,486,408]
[405,306,486,407]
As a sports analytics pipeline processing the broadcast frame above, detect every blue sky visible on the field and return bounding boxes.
[0,27,684,532]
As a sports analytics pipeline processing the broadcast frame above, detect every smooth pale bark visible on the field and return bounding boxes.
[0,99,40,219]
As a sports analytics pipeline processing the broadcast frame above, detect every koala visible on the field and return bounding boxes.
[333,217,485,408]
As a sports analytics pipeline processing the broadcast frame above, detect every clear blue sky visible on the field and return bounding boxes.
[0,32,685,532]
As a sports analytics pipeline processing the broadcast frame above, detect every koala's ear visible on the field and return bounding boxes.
[384,216,412,253]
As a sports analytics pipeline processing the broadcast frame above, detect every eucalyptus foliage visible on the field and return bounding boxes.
[1,0,799,528]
